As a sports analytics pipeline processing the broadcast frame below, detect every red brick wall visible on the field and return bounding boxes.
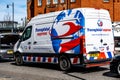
[81,0,114,21]
[114,1,120,21]
[27,1,31,21]
[27,0,120,22]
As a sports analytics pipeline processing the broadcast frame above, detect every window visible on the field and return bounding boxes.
[71,0,76,2]
[27,0,31,2]
[47,0,51,5]
[38,0,42,6]
[61,0,65,3]
[0,34,20,49]
[114,37,120,47]
[53,0,58,4]
[103,0,110,2]
[21,26,32,41]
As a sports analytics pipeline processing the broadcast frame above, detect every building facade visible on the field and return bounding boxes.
[27,0,120,22]
[0,21,18,32]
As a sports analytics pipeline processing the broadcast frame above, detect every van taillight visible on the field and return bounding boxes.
[80,36,86,54]
[83,40,85,47]
[83,40,86,53]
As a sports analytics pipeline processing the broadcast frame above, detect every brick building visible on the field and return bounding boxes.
[27,0,120,22]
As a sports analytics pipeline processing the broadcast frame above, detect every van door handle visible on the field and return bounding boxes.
[28,42,31,45]
[33,41,37,44]
[103,43,107,46]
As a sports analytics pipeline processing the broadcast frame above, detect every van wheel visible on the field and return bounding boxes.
[59,55,71,71]
[117,62,120,75]
[15,53,23,66]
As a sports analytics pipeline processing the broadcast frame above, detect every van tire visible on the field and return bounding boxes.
[15,53,23,66]
[59,55,71,71]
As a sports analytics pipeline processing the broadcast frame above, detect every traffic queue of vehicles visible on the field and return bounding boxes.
[0,8,119,76]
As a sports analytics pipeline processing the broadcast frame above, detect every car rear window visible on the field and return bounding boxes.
[0,34,19,45]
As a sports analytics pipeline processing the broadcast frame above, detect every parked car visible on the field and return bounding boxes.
[0,33,20,59]
[110,54,120,75]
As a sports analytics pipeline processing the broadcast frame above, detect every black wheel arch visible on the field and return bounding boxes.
[13,51,22,59]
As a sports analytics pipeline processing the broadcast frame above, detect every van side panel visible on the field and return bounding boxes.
[51,9,85,54]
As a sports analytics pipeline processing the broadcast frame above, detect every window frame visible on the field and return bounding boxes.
[53,0,58,4]
[47,0,51,5]
[21,26,32,41]
[38,0,42,6]
[60,0,65,3]
[103,0,110,2]
[70,0,76,2]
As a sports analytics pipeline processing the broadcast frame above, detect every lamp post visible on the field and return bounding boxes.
[7,2,14,32]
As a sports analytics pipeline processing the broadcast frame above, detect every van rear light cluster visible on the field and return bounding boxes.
[81,36,85,48]
[83,40,85,48]
[82,38,86,53]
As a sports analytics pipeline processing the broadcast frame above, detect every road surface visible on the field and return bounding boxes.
[0,60,119,80]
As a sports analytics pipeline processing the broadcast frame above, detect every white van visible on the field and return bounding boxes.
[14,8,114,70]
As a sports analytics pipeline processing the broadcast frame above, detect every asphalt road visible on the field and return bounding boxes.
[0,60,119,80]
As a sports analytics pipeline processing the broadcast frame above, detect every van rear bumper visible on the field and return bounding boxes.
[85,61,110,68]
[84,59,111,68]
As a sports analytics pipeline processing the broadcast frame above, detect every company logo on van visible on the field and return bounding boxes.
[50,22,82,37]
[97,20,103,27]
[35,27,50,32]
[87,20,111,32]
[87,28,111,32]
[87,28,102,32]
[35,27,50,36]
[51,9,85,53]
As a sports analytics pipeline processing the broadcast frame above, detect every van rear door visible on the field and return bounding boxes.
[85,9,114,61]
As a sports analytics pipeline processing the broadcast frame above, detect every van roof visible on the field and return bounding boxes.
[27,8,109,26]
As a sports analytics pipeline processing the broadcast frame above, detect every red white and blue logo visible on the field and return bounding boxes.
[50,9,85,54]
[97,19,103,27]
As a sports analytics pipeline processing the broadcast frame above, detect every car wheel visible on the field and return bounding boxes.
[117,62,120,75]
[15,53,23,66]
[59,55,71,71]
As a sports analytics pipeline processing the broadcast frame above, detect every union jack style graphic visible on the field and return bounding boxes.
[23,56,80,64]
[23,56,58,63]
[51,9,85,54]
[70,57,80,64]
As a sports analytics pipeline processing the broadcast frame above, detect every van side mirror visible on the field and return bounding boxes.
[19,36,23,42]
